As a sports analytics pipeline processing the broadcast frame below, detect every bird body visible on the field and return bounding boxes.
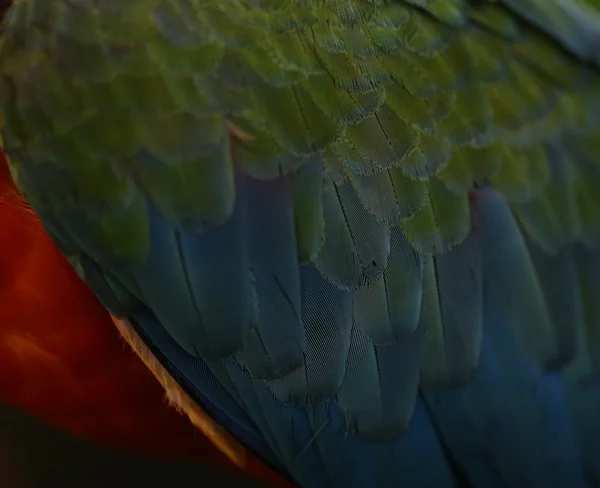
[1,1,600,486]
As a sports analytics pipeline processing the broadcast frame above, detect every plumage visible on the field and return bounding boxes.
[1,0,600,486]
[0,150,285,488]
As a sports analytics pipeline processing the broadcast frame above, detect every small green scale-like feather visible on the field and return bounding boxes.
[304,73,385,125]
[437,144,502,194]
[514,142,585,254]
[400,178,470,255]
[437,85,493,145]
[489,143,551,203]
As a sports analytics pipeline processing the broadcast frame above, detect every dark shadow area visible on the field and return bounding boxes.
[0,403,265,488]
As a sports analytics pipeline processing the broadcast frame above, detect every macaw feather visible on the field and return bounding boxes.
[2,0,600,486]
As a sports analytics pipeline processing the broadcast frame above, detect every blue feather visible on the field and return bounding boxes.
[235,174,306,379]
[423,305,585,488]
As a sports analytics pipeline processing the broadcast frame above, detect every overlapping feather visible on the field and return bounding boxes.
[1,1,600,485]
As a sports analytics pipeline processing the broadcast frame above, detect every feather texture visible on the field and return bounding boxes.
[2,0,600,486]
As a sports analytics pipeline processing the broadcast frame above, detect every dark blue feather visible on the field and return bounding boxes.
[235,174,306,379]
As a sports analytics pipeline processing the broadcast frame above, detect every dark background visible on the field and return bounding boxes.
[0,403,266,488]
